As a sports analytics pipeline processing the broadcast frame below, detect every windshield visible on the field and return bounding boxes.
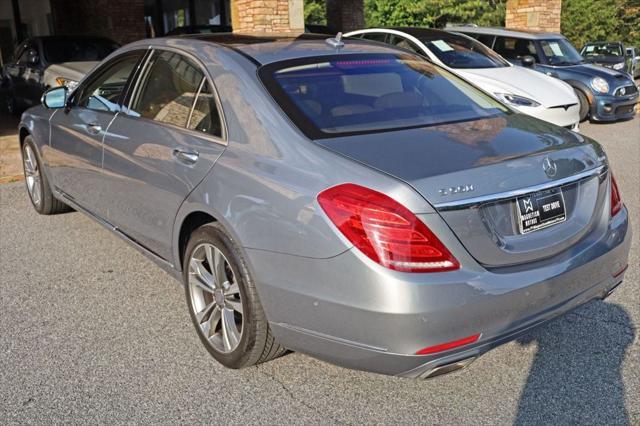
[539,38,583,65]
[581,43,624,58]
[43,38,119,63]
[260,54,509,138]
[421,33,510,69]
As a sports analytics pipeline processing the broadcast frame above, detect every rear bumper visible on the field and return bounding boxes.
[246,206,631,378]
[590,93,638,121]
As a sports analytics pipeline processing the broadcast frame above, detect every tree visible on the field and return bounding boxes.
[364,0,506,28]
[562,0,640,49]
[304,0,327,25]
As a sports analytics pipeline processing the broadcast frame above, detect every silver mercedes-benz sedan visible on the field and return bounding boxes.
[19,34,631,379]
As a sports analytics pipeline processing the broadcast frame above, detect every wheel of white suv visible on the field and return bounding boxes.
[183,223,285,368]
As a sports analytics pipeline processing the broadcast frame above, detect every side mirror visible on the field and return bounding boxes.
[42,86,68,109]
[521,55,535,68]
[27,49,39,65]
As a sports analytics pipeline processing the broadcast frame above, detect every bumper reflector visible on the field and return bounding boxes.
[416,333,481,355]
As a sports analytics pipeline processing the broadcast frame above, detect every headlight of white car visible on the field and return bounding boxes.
[590,77,609,94]
[612,62,625,70]
[55,77,78,91]
[495,93,541,108]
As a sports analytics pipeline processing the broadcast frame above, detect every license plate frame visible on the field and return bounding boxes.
[516,187,567,234]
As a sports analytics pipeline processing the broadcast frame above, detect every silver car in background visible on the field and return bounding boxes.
[19,34,631,379]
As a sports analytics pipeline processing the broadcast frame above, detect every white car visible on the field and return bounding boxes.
[345,28,581,130]
[43,61,98,91]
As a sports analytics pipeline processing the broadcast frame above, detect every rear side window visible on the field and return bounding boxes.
[361,33,388,43]
[259,54,509,139]
[130,51,204,127]
[388,34,422,54]
[419,33,509,69]
[187,80,222,137]
[130,50,223,137]
[476,35,495,48]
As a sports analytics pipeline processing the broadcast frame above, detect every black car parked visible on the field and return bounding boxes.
[2,36,118,114]
[580,41,631,75]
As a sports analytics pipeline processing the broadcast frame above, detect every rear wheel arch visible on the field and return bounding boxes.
[177,211,218,271]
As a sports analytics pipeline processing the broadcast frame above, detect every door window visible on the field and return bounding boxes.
[75,53,143,112]
[130,51,204,128]
[388,34,422,55]
[361,33,388,43]
[187,80,222,137]
[493,37,539,62]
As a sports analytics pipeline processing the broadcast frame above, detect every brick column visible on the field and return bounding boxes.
[50,0,146,44]
[231,0,304,34]
[505,0,562,33]
[326,0,364,33]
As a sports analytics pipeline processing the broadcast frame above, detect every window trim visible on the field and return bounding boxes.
[123,46,228,144]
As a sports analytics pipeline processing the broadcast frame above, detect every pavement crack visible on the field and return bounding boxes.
[256,368,349,425]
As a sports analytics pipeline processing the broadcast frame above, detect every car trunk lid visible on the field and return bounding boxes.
[316,114,609,267]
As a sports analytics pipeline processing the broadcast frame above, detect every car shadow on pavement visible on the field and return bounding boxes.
[514,301,634,425]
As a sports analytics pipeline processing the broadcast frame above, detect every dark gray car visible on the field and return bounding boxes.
[18,34,631,379]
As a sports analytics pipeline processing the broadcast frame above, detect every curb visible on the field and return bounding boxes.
[0,174,24,184]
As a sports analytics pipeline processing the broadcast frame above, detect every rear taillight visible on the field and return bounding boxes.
[317,183,459,273]
[611,173,623,217]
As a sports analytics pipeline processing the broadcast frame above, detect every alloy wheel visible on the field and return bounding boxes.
[23,145,42,207]
[188,243,244,354]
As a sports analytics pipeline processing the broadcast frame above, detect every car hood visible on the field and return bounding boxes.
[584,56,625,65]
[44,61,99,80]
[552,62,630,82]
[456,66,577,107]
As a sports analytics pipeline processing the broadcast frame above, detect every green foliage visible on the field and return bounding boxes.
[364,0,506,28]
[304,0,327,25]
[562,0,640,49]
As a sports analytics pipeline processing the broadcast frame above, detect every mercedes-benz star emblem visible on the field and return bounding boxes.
[543,156,558,178]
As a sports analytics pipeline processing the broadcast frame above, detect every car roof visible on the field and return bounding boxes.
[164,33,412,65]
[446,26,564,40]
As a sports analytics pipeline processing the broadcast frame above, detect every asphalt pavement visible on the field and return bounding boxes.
[0,116,638,425]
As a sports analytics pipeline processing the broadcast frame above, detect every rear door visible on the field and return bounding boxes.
[101,49,226,261]
[48,51,145,210]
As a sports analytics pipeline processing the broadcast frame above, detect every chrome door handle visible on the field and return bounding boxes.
[86,123,102,135]
[173,149,199,165]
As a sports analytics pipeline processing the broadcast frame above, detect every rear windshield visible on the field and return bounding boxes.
[43,39,119,63]
[420,33,510,69]
[259,54,509,139]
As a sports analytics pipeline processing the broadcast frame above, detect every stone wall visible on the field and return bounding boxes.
[505,0,562,33]
[50,0,146,45]
[231,0,304,33]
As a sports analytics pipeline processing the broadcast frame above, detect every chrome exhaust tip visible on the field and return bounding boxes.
[421,357,476,379]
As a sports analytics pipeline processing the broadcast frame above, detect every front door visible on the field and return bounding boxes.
[47,51,145,211]
[101,49,226,261]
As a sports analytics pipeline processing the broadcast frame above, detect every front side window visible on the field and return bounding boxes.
[130,51,204,128]
[75,53,143,112]
[538,38,583,65]
[493,37,539,62]
[260,54,509,139]
[420,33,509,69]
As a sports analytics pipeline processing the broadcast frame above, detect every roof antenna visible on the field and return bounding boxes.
[326,32,344,50]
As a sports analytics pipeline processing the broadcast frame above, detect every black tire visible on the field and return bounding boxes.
[183,222,286,368]
[6,91,18,116]
[574,89,590,122]
[22,136,70,215]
